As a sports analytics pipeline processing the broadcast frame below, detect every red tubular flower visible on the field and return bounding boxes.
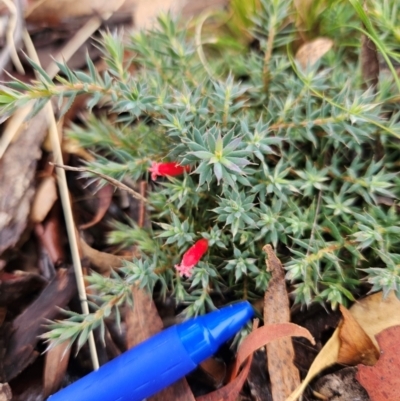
[175,239,209,278]
[149,161,190,180]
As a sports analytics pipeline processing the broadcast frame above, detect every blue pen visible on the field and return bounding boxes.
[48,301,254,401]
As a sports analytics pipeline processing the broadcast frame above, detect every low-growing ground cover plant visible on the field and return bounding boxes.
[1,0,400,347]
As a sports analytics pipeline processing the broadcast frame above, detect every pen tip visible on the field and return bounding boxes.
[178,301,254,365]
[202,301,254,345]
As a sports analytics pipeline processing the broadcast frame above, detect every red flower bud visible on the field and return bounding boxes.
[149,161,190,180]
[175,239,209,278]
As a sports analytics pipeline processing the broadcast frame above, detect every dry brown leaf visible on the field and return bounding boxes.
[79,184,113,229]
[125,286,195,401]
[295,37,333,70]
[286,291,400,401]
[197,322,314,401]
[263,245,300,401]
[42,341,71,398]
[30,175,58,224]
[338,305,379,366]
[357,325,400,400]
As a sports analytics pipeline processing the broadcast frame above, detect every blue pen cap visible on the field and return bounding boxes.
[177,301,254,365]
[48,301,254,401]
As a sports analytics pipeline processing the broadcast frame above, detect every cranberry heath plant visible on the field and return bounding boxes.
[1,0,400,349]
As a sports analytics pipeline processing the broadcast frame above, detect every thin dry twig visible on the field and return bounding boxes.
[51,163,148,203]
[138,181,147,228]
[22,29,101,370]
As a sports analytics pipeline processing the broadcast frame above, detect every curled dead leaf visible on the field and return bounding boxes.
[338,305,379,366]
[197,322,314,401]
[286,291,400,401]
[348,291,400,350]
